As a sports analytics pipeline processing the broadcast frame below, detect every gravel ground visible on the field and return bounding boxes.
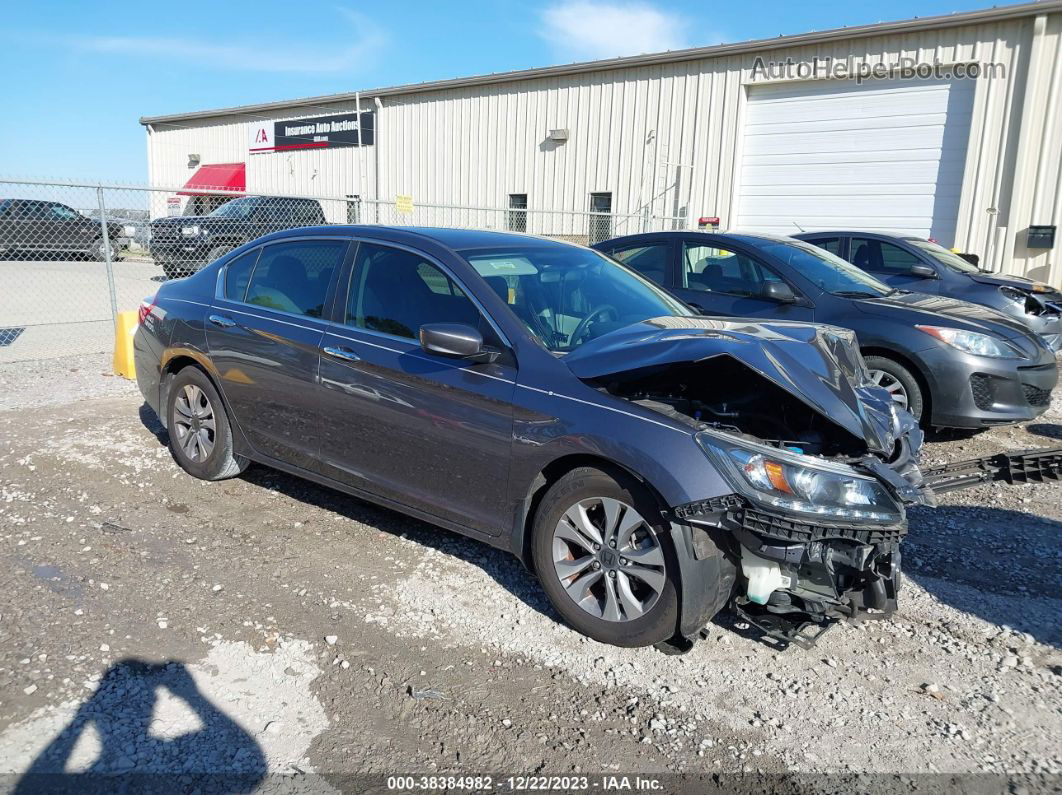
[0,363,1059,790]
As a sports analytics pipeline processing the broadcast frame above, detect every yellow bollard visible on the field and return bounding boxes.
[112,310,139,380]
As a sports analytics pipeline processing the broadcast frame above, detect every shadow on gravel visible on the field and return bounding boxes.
[905,505,1062,647]
[14,659,265,793]
[239,463,562,624]
[1026,422,1062,441]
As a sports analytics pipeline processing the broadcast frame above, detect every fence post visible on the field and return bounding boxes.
[96,186,119,330]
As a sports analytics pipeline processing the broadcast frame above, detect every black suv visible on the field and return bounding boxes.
[0,199,125,260]
[150,195,326,279]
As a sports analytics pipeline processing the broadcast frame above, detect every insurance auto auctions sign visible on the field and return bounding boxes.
[248,111,375,154]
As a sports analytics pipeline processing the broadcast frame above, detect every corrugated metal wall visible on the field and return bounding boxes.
[146,9,1062,284]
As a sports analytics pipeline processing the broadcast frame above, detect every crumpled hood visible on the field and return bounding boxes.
[967,272,1062,304]
[565,316,900,455]
[853,291,1037,340]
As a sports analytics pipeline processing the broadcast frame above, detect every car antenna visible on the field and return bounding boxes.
[792,221,806,232]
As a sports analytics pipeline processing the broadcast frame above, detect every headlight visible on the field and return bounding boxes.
[695,429,902,522]
[915,325,1020,358]
[999,286,1028,304]
[180,225,201,237]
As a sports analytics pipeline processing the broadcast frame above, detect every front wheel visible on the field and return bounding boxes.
[532,467,680,647]
[166,366,248,481]
[864,355,924,423]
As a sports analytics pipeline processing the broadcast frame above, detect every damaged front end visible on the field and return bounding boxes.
[566,317,935,648]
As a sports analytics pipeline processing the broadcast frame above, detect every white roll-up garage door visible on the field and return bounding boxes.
[735,77,975,245]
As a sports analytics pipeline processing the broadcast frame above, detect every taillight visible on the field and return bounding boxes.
[138,297,156,325]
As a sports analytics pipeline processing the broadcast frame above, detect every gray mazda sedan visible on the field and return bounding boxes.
[134,226,930,651]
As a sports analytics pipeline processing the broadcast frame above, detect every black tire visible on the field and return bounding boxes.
[207,244,235,263]
[165,366,248,481]
[531,467,680,647]
[161,261,187,281]
[864,354,925,423]
[87,237,120,262]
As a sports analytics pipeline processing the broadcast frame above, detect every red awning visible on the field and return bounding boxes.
[177,162,246,196]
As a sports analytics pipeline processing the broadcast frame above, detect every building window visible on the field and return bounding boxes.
[507,194,528,232]
[588,192,612,244]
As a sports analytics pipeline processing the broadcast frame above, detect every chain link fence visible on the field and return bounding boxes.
[0,178,686,363]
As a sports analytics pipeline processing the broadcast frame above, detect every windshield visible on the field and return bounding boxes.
[209,198,257,219]
[757,239,893,297]
[460,245,693,352]
[907,238,982,273]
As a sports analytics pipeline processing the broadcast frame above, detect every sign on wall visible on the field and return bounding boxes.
[248,111,375,154]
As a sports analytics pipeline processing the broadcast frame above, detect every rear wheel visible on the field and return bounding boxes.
[88,237,118,261]
[166,367,248,481]
[864,355,924,422]
[532,467,680,647]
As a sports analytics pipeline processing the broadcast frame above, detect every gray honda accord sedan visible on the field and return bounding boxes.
[134,226,931,651]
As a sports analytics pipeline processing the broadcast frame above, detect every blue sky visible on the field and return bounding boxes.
[0,0,1009,182]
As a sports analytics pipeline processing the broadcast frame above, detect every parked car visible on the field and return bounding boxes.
[149,195,326,279]
[594,232,1058,429]
[0,199,125,260]
[793,231,1062,352]
[134,226,931,651]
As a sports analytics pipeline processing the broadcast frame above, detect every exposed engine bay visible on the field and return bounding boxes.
[596,355,878,458]
[591,354,923,649]
[565,315,1060,650]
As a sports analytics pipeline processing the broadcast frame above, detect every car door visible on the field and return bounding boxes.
[850,236,941,294]
[205,237,350,471]
[49,203,94,252]
[12,201,55,252]
[317,240,516,535]
[672,238,814,320]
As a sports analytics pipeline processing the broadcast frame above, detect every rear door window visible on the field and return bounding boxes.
[608,243,670,285]
[243,240,346,317]
[807,237,843,257]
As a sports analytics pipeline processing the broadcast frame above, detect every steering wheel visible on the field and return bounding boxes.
[569,304,619,347]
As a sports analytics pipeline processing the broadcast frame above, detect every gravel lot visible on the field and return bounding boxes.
[0,356,1059,789]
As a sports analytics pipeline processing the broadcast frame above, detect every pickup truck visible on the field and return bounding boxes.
[150,195,326,279]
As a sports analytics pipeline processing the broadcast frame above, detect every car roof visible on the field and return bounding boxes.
[600,230,809,247]
[264,225,585,251]
[794,230,928,242]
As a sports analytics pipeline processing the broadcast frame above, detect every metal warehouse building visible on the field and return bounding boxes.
[142,0,1062,285]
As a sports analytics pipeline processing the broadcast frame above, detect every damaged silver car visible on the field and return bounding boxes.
[135,227,1054,652]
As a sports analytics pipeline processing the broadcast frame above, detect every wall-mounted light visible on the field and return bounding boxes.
[188,154,201,168]
[548,129,569,143]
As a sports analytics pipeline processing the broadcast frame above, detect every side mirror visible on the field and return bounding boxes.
[419,323,498,363]
[910,264,938,279]
[763,281,798,303]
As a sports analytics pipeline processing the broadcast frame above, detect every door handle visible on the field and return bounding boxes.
[208,314,236,328]
[322,345,361,362]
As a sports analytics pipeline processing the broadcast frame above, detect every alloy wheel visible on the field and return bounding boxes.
[172,384,216,462]
[551,497,666,622]
[868,368,909,410]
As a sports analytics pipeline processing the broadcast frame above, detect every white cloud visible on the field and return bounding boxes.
[52,8,386,74]
[539,1,690,61]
